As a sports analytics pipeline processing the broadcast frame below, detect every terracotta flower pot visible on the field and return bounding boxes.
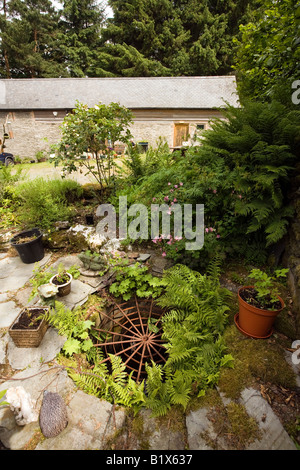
[235,286,284,339]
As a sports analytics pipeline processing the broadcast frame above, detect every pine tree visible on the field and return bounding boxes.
[57,0,105,77]
[98,0,260,77]
[0,0,67,77]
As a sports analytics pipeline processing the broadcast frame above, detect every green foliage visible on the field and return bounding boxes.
[15,177,82,229]
[45,301,95,356]
[0,165,24,228]
[53,101,133,192]
[29,263,80,302]
[144,261,234,416]
[56,0,105,77]
[109,260,166,301]
[248,268,289,308]
[0,0,68,78]
[99,0,260,77]
[234,0,300,102]
[68,354,146,412]
[116,100,300,267]
[0,389,9,406]
[119,138,173,186]
[201,101,299,247]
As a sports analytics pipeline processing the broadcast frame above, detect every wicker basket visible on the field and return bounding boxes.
[9,306,49,348]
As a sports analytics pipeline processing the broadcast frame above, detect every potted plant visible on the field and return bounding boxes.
[50,264,72,297]
[234,268,289,339]
[9,306,50,347]
[49,263,80,297]
[10,228,44,264]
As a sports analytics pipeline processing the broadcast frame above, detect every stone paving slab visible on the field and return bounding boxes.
[240,388,297,450]
[0,253,51,292]
[59,278,95,309]
[6,328,66,370]
[0,300,19,328]
[0,247,299,451]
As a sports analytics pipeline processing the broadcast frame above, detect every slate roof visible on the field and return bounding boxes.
[0,76,239,110]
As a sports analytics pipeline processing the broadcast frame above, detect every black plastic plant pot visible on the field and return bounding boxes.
[85,214,94,225]
[11,228,44,264]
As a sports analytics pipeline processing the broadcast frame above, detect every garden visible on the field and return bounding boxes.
[0,95,300,449]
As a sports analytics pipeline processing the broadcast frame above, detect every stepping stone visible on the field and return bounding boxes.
[0,301,19,328]
[0,253,51,293]
[59,279,94,309]
[137,253,151,262]
[0,293,9,303]
[6,327,67,370]
[240,387,297,450]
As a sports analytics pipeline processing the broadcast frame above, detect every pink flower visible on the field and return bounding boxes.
[167,240,172,245]
[174,236,182,241]
[216,234,220,239]
[152,197,156,201]
[162,252,166,257]
[170,189,174,192]
[174,185,178,188]
[180,182,183,186]
[164,196,169,201]
[209,227,214,232]
[213,189,217,194]
[173,198,177,203]
[205,228,209,233]
[238,194,242,199]
[168,182,171,186]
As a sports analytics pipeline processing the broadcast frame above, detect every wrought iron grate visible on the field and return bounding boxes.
[94,296,167,382]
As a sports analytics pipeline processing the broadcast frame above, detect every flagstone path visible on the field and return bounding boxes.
[0,248,298,451]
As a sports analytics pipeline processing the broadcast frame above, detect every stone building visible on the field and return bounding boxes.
[0,76,239,159]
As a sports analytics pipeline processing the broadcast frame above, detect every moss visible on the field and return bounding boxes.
[208,402,261,450]
[157,406,186,435]
[187,388,223,413]
[128,412,151,450]
[275,310,298,340]
[45,231,89,252]
[218,324,297,400]
[22,429,44,450]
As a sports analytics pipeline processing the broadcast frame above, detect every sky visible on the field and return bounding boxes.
[52,0,113,17]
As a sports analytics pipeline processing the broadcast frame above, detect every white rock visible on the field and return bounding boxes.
[6,386,39,426]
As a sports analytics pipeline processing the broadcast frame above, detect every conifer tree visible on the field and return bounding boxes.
[0,0,67,77]
[57,0,105,77]
[98,0,260,77]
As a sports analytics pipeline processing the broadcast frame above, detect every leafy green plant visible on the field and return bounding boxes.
[29,263,80,302]
[15,177,82,229]
[0,389,9,406]
[140,260,234,416]
[248,268,289,308]
[109,260,166,301]
[45,301,95,356]
[69,354,145,413]
[52,101,133,193]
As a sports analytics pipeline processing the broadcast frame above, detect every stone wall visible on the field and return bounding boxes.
[0,111,62,159]
[0,108,224,159]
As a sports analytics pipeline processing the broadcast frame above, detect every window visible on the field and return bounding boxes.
[34,110,68,122]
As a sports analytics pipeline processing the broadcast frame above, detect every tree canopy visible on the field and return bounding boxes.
[99,0,260,77]
[234,0,300,102]
[0,0,261,78]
